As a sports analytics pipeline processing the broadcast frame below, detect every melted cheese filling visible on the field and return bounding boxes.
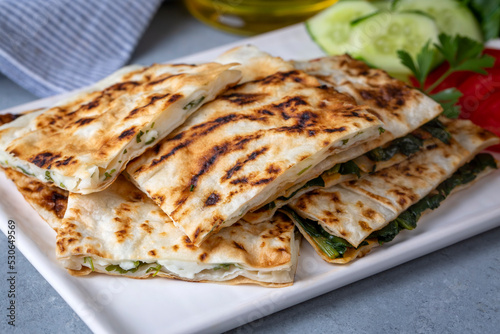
[61,235,300,284]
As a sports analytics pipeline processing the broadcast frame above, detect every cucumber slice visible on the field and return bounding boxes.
[349,12,440,74]
[306,1,378,55]
[395,0,483,42]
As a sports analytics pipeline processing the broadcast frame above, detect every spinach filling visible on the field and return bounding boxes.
[287,153,497,259]
[262,161,363,212]
[367,118,451,162]
[369,153,497,243]
[105,261,147,274]
[282,207,362,259]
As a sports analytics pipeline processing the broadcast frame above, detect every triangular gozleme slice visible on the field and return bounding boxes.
[0,60,242,194]
[126,53,383,246]
[55,175,301,287]
[286,118,499,263]
[242,54,444,223]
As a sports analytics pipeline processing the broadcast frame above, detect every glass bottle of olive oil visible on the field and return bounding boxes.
[183,0,339,35]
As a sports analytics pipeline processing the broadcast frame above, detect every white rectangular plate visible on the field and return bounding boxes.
[1,24,500,334]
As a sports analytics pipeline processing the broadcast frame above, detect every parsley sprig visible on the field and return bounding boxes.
[397,33,495,118]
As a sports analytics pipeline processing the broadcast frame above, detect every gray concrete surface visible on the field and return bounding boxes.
[1,2,499,333]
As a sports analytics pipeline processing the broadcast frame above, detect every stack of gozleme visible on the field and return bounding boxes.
[285,118,499,263]
[0,47,310,286]
[1,46,498,287]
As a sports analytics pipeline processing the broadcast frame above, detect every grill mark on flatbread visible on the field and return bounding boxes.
[204,193,220,206]
[127,68,382,245]
[358,84,408,110]
[28,152,62,168]
[324,127,346,133]
[146,73,182,86]
[233,241,246,251]
[222,92,268,105]
[3,169,68,226]
[1,62,241,194]
[0,113,21,125]
[74,117,95,126]
[118,126,137,140]
[293,54,443,141]
[54,157,75,167]
[125,93,171,119]
[140,223,154,234]
[224,147,268,180]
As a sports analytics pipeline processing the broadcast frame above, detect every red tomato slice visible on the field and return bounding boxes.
[469,94,500,152]
[458,68,500,119]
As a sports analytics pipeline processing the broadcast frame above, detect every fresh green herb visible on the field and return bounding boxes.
[433,34,494,82]
[398,33,495,118]
[118,160,122,164]
[84,257,95,272]
[397,40,436,90]
[430,88,463,119]
[213,263,232,271]
[146,263,162,277]
[105,265,127,274]
[378,127,386,135]
[17,166,34,176]
[342,139,349,145]
[189,184,195,192]
[103,169,116,180]
[106,261,146,274]
[136,130,144,143]
[123,149,128,154]
[59,183,66,189]
[45,171,54,182]
[183,96,206,110]
[298,165,312,176]
[145,137,156,145]
[151,122,155,128]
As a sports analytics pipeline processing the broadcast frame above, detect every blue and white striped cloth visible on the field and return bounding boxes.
[0,0,163,97]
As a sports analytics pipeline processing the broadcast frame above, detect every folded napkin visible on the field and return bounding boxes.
[0,0,163,97]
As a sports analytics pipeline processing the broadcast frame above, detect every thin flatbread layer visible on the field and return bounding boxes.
[3,168,67,230]
[281,55,442,195]
[127,69,382,245]
[0,114,67,230]
[289,118,499,248]
[216,45,294,83]
[242,55,443,222]
[287,165,496,264]
[56,175,300,287]
[293,54,441,138]
[243,128,438,223]
[0,62,242,194]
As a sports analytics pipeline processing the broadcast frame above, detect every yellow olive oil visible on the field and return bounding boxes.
[183,0,339,35]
